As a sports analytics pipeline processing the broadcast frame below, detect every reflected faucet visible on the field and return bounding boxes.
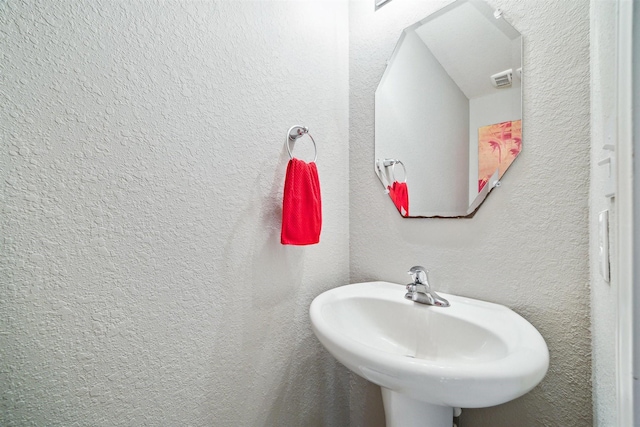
[405,266,450,307]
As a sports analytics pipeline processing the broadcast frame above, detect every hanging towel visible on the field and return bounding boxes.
[387,181,409,217]
[281,158,322,245]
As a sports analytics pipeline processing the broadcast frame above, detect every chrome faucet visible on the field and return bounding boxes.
[405,266,450,307]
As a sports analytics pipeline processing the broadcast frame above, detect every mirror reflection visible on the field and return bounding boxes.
[375,0,522,217]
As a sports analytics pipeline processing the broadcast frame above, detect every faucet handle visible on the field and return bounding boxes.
[408,266,429,284]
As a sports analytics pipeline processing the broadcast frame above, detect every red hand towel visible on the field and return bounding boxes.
[281,158,322,245]
[387,181,409,217]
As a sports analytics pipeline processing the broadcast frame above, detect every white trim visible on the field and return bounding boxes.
[616,0,634,425]
[632,0,640,421]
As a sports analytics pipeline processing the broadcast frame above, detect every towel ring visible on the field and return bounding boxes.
[286,125,318,162]
[383,158,407,183]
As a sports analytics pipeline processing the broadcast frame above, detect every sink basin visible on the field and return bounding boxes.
[310,281,549,426]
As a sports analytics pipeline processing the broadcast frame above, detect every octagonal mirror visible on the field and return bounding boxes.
[375,0,522,217]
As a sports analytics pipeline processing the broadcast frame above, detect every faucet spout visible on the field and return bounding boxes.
[405,266,450,307]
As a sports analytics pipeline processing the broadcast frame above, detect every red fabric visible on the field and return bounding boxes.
[281,158,322,245]
[387,181,409,217]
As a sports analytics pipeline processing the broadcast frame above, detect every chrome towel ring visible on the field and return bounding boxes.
[286,125,317,162]
[383,158,407,183]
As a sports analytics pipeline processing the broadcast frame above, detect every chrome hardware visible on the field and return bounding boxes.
[381,158,407,183]
[286,125,317,162]
[405,266,450,307]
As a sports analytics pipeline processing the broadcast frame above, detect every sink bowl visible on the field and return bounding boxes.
[310,281,549,426]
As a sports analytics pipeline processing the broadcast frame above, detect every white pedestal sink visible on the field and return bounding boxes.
[309,281,549,427]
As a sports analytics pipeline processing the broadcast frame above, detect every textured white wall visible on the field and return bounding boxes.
[590,0,618,424]
[0,1,350,425]
[349,0,592,425]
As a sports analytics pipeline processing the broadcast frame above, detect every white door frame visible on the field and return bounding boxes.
[615,0,636,424]
[631,0,640,422]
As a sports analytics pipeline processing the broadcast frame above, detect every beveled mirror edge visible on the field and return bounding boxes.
[376,1,468,88]
[375,0,393,11]
[388,169,498,219]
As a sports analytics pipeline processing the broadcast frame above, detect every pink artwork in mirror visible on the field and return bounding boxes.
[478,120,522,192]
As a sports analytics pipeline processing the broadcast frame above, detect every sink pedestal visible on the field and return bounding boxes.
[381,388,453,427]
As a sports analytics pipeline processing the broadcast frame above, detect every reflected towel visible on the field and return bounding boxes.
[388,181,409,217]
[281,158,322,245]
